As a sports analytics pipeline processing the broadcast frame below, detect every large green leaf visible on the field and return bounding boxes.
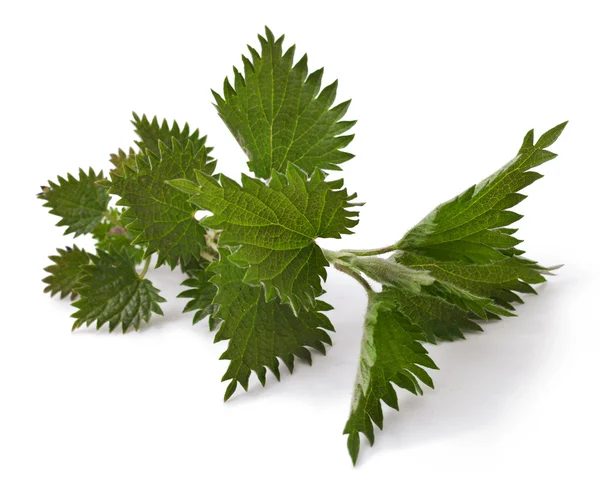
[397,122,567,263]
[210,252,334,400]
[213,27,355,179]
[344,294,437,465]
[170,163,359,312]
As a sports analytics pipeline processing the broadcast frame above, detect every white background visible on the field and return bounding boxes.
[1,1,598,476]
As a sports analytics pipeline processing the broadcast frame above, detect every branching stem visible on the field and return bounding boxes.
[333,264,373,296]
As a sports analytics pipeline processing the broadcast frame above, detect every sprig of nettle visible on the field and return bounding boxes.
[39,27,566,465]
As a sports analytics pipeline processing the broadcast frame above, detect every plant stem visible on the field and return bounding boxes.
[138,256,151,279]
[340,245,397,256]
[334,263,373,296]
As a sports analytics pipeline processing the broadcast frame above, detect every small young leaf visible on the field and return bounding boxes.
[43,245,90,300]
[71,249,165,333]
[40,168,110,236]
[132,112,216,166]
[178,266,218,327]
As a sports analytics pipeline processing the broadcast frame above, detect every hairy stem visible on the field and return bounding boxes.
[334,264,374,296]
[138,256,151,279]
[340,245,397,256]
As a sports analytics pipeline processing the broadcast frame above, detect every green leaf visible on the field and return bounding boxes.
[132,113,217,170]
[110,140,212,268]
[210,252,334,400]
[109,148,138,177]
[397,122,567,263]
[72,249,165,333]
[178,265,218,328]
[170,163,359,312]
[40,168,110,236]
[344,294,437,465]
[379,286,483,344]
[213,26,355,179]
[395,251,549,309]
[42,245,90,300]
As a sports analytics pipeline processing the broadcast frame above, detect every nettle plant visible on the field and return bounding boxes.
[39,28,566,464]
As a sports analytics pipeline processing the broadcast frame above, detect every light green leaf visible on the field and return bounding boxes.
[71,249,165,333]
[110,140,212,268]
[213,26,355,179]
[42,245,90,300]
[210,252,334,400]
[171,163,359,311]
[344,294,437,465]
[40,168,110,236]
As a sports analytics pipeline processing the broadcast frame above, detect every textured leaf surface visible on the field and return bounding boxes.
[171,164,359,311]
[132,112,216,165]
[42,246,90,300]
[213,27,355,178]
[210,252,334,400]
[110,140,212,268]
[40,168,110,236]
[395,251,548,311]
[344,295,437,465]
[72,249,165,333]
[397,122,567,263]
[381,285,483,344]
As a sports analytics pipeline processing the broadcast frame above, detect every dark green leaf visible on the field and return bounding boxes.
[40,168,110,236]
[344,294,437,465]
[71,249,165,333]
[131,113,216,172]
[42,245,90,300]
[210,252,334,400]
[179,265,218,327]
[110,140,212,268]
